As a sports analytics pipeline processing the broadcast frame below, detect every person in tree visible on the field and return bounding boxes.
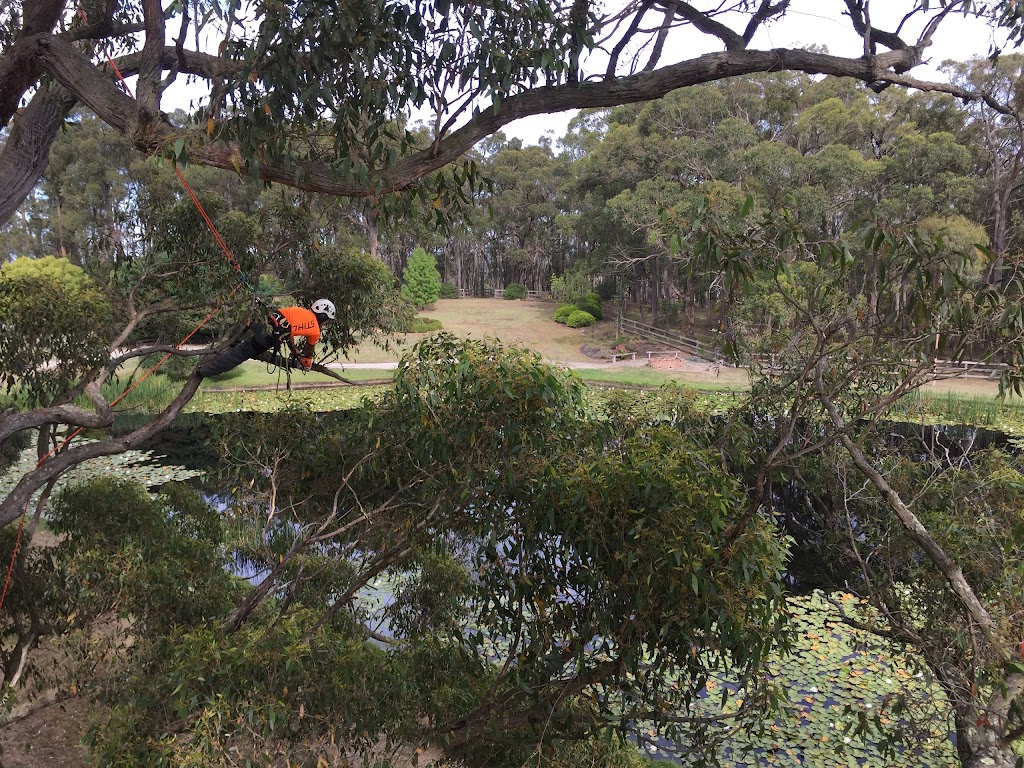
[198,299,336,378]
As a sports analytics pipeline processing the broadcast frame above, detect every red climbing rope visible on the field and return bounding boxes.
[1,10,259,614]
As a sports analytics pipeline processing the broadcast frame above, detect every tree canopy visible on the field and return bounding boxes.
[2,1,1023,229]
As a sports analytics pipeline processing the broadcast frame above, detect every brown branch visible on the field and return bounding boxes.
[815,375,1000,644]
[843,0,909,52]
[0,83,77,227]
[606,1,654,78]
[642,1,678,73]
[672,2,744,51]
[742,0,791,46]
[8,20,994,220]
[0,373,203,529]
[137,0,168,122]
[0,403,113,445]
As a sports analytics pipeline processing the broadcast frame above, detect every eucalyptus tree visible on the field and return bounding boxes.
[944,54,1024,280]
[3,0,1023,232]
[4,1,1023,523]
[476,137,573,290]
[42,334,789,766]
[693,197,1024,767]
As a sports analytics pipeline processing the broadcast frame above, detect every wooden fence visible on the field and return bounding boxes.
[616,316,727,363]
[756,354,1006,380]
[493,288,551,300]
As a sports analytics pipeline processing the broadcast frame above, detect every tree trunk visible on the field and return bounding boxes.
[651,250,660,320]
[960,672,1024,768]
[0,84,75,228]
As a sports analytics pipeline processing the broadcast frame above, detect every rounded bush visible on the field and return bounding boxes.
[503,283,527,300]
[553,304,577,324]
[577,296,603,320]
[438,282,460,299]
[566,310,596,328]
[404,316,443,333]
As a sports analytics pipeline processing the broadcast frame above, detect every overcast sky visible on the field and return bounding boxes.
[161,2,1004,147]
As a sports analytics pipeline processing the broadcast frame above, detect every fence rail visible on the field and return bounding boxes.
[493,288,551,300]
[756,354,1007,380]
[617,316,727,363]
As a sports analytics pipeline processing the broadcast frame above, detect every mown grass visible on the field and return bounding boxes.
[200,361,392,388]
[575,366,748,391]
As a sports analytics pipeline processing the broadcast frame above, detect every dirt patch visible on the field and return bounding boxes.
[649,356,723,374]
[0,696,91,768]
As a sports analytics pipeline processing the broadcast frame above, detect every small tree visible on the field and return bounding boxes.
[401,247,441,309]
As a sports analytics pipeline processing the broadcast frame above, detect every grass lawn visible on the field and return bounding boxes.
[200,361,391,388]
[574,366,748,390]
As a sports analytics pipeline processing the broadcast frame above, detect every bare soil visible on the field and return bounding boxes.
[0,696,91,768]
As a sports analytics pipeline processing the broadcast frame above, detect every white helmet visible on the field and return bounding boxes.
[311,298,336,320]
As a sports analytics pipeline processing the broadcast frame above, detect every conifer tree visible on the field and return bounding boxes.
[401,247,441,308]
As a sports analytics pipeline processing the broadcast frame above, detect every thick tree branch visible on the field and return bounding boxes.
[0,0,65,126]
[0,373,203,529]
[672,2,744,51]
[10,29,1001,222]
[137,0,168,125]
[0,83,77,227]
[0,403,113,445]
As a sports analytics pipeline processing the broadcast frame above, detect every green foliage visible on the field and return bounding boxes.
[554,304,578,323]
[578,292,603,319]
[404,315,443,333]
[502,282,527,300]
[439,281,460,299]
[595,277,617,301]
[299,245,412,355]
[550,271,593,305]
[0,256,112,405]
[50,479,234,635]
[83,614,438,767]
[401,246,442,309]
[257,272,286,300]
[567,309,596,327]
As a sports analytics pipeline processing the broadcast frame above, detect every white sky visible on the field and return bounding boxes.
[161,2,1004,147]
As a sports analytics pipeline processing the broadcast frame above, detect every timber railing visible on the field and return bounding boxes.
[756,354,1007,380]
[493,288,552,300]
[616,316,727,363]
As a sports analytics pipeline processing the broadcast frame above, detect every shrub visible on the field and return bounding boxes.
[401,247,442,308]
[577,294,603,320]
[404,316,443,333]
[566,310,596,328]
[503,283,527,300]
[595,277,617,301]
[554,304,577,324]
[550,271,592,305]
[438,282,460,299]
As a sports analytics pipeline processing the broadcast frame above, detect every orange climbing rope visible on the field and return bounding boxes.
[0,20,259,614]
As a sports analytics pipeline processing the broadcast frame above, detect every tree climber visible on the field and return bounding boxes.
[198,299,336,378]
